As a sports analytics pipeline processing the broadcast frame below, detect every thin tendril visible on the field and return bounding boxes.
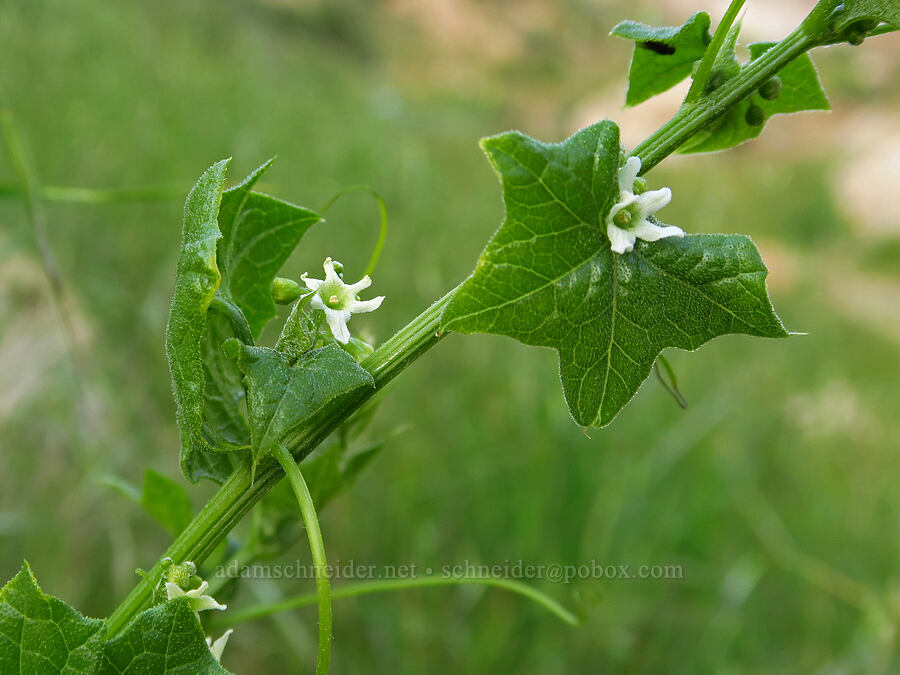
[272,444,332,675]
[320,185,388,276]
[217,575,580,629]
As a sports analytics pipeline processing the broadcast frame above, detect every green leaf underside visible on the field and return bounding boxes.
[274,295,319,360]
[226,342,375,472]
[442,121,787,427]
[679,42,830,154]
[165,159,231,484]
[0,562,105,674]
[611,12,711,107]
[217,160,321,338]
[201,310,251,452]
[167,159,322,483]
[141,469,194,538]
[100,598,229,674]
[837,0,900,29]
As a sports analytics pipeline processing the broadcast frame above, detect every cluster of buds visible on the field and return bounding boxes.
[162,560,231,664]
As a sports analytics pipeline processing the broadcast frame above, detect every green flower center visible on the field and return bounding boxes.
[612,203,640,230]
[320,281,349,309]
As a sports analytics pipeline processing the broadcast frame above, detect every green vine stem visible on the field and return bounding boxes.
[106,290,452,636]
[272,444,332,675]
[0,182,184,203]
[106,0,887,637]
[685,0,746,104]
[631,25,816,172]
[215,576,580,629]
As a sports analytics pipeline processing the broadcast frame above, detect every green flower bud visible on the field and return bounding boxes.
[845,19,877,46]
[270,277,303,305]
[846,29,866,45]
[758,76,782,101]
[165,560,196,590]
[745,104,765,127]
[613,207,633,229]
[632,177,648,195]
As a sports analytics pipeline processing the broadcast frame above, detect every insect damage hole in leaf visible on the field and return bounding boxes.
[611,12,712,106]
[678,39,830,154]
[442,120,788,428]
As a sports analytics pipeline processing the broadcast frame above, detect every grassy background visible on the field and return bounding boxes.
[2,0,899,672]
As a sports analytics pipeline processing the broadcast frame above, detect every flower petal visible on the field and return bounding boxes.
[631,220,685,242]
[325,308,352,344]
[348,296,384,315]
[165,582,185,601]
[635,187,671,217]
[607,223,636,254]
[345,275,372,294]
[189,594,227,612]
[300,273,322,291]
[619,156,641,194]
[208,629,233,663]
[323,257,342,284]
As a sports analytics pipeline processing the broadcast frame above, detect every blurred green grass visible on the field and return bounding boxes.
[1,1,899,673]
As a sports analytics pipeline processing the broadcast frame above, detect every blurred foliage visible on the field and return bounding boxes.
[1,0,899,673]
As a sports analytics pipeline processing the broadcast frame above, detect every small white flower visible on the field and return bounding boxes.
[301,257,384,344]
[206,629,233,663]
[165,580,227,613]
[606,156,684,254]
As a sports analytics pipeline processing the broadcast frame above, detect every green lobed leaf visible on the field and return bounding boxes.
[200,160,320,469]
[141,469,194,538]
[274,293,320,360]
[679,41,830,154]
[165,159,232,484]
[836,0,900,30]
[0,562,105,674]
[100,598,230,674]
[167,159,322,483]
[225,341,375,473]
[217,159,321,338]
[611,12,711,107]
[442,121,788,427]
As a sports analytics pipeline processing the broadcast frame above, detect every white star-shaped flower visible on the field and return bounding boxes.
[206,629,233,663]
[165,580,227,613]
[301,257,384,344]
[606,156,684,254]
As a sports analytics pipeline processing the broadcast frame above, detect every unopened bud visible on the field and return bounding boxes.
[270,277,303,305]
[745,104,765,127]
[165,560,196,590]
[758,76,782,101]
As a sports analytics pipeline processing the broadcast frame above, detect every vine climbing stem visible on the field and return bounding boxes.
[106,0,874,637]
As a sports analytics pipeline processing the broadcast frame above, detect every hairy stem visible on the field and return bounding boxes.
[632,25,817,171]
[107,290,451,636]
[685,0,746,104]
[107,0,868,636]
[272,444,332,675]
